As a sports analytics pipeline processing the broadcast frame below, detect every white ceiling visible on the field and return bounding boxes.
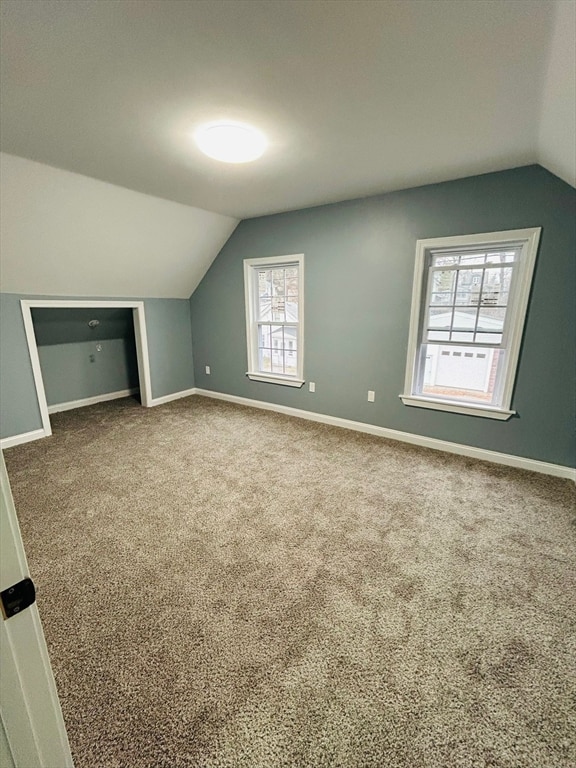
[538,0,576,188]
[1,0,574,221]
[0,153,237,299]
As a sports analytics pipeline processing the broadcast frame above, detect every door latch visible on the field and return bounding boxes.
[1,577,36,619]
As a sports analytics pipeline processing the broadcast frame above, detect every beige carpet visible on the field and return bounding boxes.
[4,396,576,768]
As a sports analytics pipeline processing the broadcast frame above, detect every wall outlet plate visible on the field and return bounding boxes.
[309,381,316,392]
[205,365,211,374]
[368,390,375,402]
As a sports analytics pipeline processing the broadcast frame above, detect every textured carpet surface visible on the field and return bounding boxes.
[4,396,576,768]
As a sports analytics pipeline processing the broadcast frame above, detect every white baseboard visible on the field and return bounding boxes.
[4,388,573,481]
[149,388,197,407]
[1,428,49,450]
[47,388,139,415]
[1,387,196,449]
[193,388,576,481]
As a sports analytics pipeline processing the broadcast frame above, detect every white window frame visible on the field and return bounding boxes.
[244,254,305,387]
[400,228,541,420]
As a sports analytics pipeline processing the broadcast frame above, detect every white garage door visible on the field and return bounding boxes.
[434,348,492,391]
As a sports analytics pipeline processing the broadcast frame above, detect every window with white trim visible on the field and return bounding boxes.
[400,228,541,420]
[244,254,304,387]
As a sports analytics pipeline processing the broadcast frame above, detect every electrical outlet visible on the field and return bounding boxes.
[367,390,375,402]
[96,344,102,352]
[309,381,316,393]
[205,365,211,375]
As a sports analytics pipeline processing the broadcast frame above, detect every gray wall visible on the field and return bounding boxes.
[190,165,576,468]
[144,298,196,400]
[0,295,195,439]
[33,307,139,406]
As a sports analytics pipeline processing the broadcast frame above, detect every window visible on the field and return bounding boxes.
[400,228,541,419]
[244,254,304,387]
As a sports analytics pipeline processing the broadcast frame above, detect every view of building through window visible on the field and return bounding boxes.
[419,248,517,406]
[256,267,299,376]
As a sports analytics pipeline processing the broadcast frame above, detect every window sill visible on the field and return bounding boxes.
[247,373,305,388]
[399,394,515,420]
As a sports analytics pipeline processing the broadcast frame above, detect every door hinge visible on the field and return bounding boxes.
[1,577,36,619]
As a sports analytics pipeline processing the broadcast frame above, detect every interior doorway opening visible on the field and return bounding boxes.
[21,300,153,440]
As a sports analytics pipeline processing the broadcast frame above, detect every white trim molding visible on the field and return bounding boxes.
[245,374,305,388]
[149,388,197,407]
[194,389,576,481]
[399,395,515,420]
[0,389,197,448]
[244,253,305,388]
[1,453,74,767]
[401,228,541,419]
[19,299,154,444]
[47,388,139,415]
[0,429,48,451]
[20,303,52,438]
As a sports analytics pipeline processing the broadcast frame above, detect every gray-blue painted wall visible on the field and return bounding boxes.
[32,307,139,406]
[38,340,139,407]
[0,294,195,439]
[190,165,576,468]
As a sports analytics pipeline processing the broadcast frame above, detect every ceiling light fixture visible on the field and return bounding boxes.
[194,121,267,164]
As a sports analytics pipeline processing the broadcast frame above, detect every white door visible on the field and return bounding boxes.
[0,452,74,768]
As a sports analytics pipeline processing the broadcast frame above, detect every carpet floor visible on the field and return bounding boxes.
[4,396,576,768]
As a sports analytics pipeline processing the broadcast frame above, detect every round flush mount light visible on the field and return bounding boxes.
[194,121,267,163]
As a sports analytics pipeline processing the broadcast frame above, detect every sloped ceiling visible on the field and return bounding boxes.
[0,1,573,301]
[1,0,574,224]
[0,153,237,299]
[538,0,576,188]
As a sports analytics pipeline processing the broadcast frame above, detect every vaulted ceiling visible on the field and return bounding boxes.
[0,0,574,300]
[0,152,237,299]
[1,0,574,223]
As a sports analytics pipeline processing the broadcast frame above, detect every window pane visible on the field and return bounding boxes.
[285,296,298,321]
[258,323,299,376]
[258,270,272,297]
[430,270,456,305]
[285,268,299,296]
[450,331,475,342]
[257,301,298,376]
[474,332,503,345]
[480,267,513,306]
[257,271,273,320]
[432,254,459,267]
[283,326,297,349]
[486,250,518,264]
[477,307,506,333]
[271,297,285,322]
[271,325,283,349]
[258,324,272,348]
[428,307,453,330]
[455,270,476,304]
[284,350,297,376]
[459,252,486,265]
[258,298,271,321]
[258,348,272,372]
[454,268,484,305]
[427,330,450,341]
[421,344,503,404]
[272,268,285,295]
[247,257,303,381]
[451,307,477,331]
